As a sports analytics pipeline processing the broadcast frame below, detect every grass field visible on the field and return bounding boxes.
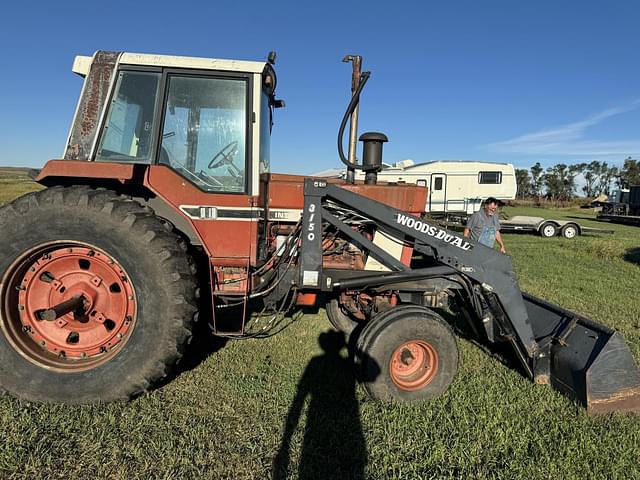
[0,172,639,479]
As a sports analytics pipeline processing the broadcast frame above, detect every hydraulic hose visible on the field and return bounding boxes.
[337,71,371,170]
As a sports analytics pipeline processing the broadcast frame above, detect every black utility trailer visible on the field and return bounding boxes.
[597,185,640,226]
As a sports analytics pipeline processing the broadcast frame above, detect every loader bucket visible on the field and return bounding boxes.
[523,294,640,414]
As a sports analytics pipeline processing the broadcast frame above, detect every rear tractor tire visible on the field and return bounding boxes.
[354,305,458,402]
[0,186,198,403]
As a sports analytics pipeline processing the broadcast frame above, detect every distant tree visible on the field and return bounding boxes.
[592,161,615,196]
[581,161,600,197]
[568,163,583,197]
[543,165,563,200]
[544,163,579,200]
[619,157,640,187]
[600,163,619,196]
[515,168,532,199]
[613,166,624,189]
[530,162,544,197]
[583,170,596,197]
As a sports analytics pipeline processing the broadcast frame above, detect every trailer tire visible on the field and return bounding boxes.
[325,298,359,335]
[561,224,578,239]
[354,305,458,402]
[540,222,558,238]
[0,186,198,403]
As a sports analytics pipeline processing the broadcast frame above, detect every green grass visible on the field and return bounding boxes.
[0,168,42,204]
[1,179,639,479]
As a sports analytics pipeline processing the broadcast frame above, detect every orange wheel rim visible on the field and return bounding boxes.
[389,340,439,391]
[1,242,136,372]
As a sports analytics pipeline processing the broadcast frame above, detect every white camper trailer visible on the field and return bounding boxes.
[347,160,516,219]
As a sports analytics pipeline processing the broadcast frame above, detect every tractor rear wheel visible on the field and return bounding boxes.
[354,305,458,402]
[0,186,198,403]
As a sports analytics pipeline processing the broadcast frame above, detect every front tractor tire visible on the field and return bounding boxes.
[325,298,360,335]
[355,306,458,402]
[0,186,198,403]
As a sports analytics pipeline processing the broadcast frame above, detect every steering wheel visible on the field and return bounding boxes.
[208,141,239,169]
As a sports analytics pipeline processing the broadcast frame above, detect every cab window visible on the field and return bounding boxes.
[95,71,161,163]
[159,75,248,193]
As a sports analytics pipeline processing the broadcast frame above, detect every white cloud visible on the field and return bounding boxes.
[484,101,640,157]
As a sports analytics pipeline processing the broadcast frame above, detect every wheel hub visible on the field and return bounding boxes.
[16,246,135,362]
[390,340,439,391]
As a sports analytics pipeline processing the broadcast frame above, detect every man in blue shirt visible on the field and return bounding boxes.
[463,197,506,253]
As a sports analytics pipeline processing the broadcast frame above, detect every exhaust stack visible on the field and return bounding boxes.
[360,132,387,185]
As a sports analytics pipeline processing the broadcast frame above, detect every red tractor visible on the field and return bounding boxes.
[0,51,638,413]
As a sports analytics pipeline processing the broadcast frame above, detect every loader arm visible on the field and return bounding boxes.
[298,179,640,413]
[299,180,537,353]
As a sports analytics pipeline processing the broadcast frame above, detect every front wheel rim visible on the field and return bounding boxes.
[389,340,439,391]
[1,242,137,372]
[543,225,555,237]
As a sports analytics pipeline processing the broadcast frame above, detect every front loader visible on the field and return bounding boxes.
[0,50,638,413]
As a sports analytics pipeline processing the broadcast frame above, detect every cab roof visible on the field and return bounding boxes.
[72,51,268,77]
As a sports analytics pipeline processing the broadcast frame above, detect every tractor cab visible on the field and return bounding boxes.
[64,50,282,197]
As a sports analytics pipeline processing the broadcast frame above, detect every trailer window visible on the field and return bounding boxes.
[479,171,502,184]
[159,75,248,193]
[95,71,161,163]
[433,177,443,190]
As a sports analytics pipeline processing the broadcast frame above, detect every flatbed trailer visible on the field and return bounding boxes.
[500,215,614,238]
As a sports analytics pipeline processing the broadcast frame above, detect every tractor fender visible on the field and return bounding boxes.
[34,160,201,245]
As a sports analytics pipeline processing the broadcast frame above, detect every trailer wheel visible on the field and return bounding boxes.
[540,222,558,238]
[355,306,458,402]
[0,186,197,403]
[561,224,578,239]
[325,298,359,335]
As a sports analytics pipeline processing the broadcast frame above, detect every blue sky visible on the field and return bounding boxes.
[0,0,638,175]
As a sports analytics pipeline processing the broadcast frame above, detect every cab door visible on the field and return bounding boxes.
[144,71,261,264]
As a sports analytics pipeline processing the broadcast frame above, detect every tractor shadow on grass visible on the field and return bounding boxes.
[624,247,640,266]
[273,330,374,480]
